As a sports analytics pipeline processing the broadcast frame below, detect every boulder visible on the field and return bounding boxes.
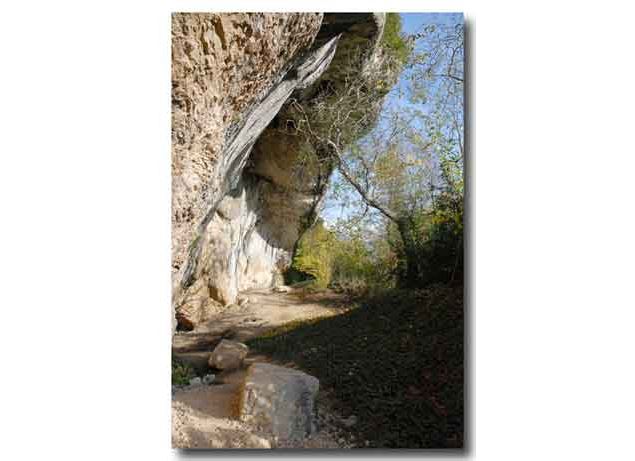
[208,339,249,371]
[239,363,319,442]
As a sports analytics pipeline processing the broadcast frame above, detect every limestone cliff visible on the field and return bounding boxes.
[172,13,386,331]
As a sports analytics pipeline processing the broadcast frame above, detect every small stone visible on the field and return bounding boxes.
[189,377,202,386]
[202,374,216,385]
[208,339,249,371]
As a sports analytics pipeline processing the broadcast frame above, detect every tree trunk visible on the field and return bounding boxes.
[396,217,420,288]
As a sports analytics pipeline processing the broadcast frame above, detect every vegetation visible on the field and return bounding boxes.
[290,220,337,288]
[288,218,391,292]
[381,13,411,65]
[248,285,463,448]
[171,358,195,386]
[261,16,465,448]
[287,17,464,290]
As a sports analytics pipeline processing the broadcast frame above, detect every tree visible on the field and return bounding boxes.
[289,16,464,288]
[291,219,337,288]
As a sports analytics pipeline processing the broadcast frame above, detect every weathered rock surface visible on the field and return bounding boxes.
[237,295,249,307]
[240,363,320,442]
[208,339,249,371]
[172,13,387,330]
[174,278,221,330]
[172,371,274,449]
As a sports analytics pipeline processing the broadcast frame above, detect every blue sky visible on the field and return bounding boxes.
[321,12,464,226]
[401,12,463,34]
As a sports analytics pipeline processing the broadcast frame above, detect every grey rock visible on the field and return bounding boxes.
[189,377,202,386]
[240,363,319,442]
[171,13,326,330]
[202,374,216,385]
[171,13,390,330]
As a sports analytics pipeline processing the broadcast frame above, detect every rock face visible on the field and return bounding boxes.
[208,339,249,371]
[172,13,387,330]
[239,363,320,442]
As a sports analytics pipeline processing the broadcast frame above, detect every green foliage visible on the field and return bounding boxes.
[381,13,411,66]
[289,218,396,293]
[289,14,463,291]
[171,358,195,386]
[391,191,463,287]
[331,236,373,286]
[284,266,311,286]
[291,219,337,288]
[330,222,396,292]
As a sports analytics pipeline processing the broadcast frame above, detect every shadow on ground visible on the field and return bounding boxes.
[246,285,464,449]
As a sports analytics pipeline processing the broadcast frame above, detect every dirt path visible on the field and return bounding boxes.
[172,287,353,449]
[197,288,345,340]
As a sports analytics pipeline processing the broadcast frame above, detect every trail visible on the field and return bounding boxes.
[171,287,354,449]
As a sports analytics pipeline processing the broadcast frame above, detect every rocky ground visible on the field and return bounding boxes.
[172,287,357,449]
[172,379,357,449]
[172,285,464,449]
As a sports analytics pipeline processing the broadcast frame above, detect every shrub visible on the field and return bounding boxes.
[171,359,195,386]
[291,219,336,288]
[390,192,463,287]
